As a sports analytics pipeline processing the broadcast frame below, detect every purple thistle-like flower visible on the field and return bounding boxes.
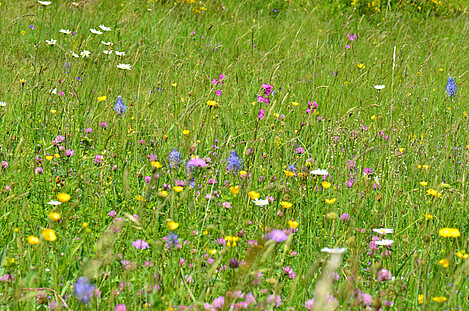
[168,148,182,169]
[114,95,126,115]
[74,277,94,304]
[226,150,242,172]
[229,258,239,269]
[446,76,457,96]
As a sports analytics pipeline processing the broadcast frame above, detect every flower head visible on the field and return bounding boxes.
[74,277,94,304]
[114,96,126,115]
[264,229,288,242]
[446,76,457,96]
[132,239,149,250]
[187,158,207,168]
[168,148,183,169]
[226,150,242,172]
[42,229,57,241]
[117,63,131,70]
[57,193,71,203]
[439,228,460,238]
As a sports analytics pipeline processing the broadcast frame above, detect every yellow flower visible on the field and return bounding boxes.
[182,129,190,135]
[208,249,217,255]
[422,165,429,169]
[42,229,57,242]
[82,222,89,228]
[431,296,447,303]
[97,95,107,102]
[280,201,292,209]
[225,236,240,247]
[357,63,365,69]
[173,186,183,192]
[248,191,260,200]
[151,161,162,169]
[426,189,441,198]
[50,109,57,114]
[135,195,145,202]
[423,214,434,220]
[288,220,299,229]
[27,235,40,245]
[167,221,179,230]
[172,83,177,87]
[20,78,26,83]
[57,193,71,203]
[418,294,424,304]
[207,100,218,107]
[158,190,168,197]
[54,153,60,158]
[438,258,449,268]
[371,115,376,120]
[49,212,61,221]
[439,228,460,238]
[322,181,331,189]
[456,251,469,259]
[230,185,240,195]
[420,181,428,186]
[239,170,247,176]
[284,170,295,177]
[46,155,54,161]
[292,102,299,106]
[325,198,337,204]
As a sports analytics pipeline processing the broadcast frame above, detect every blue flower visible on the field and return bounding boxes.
[74,277,94,304]
[286,164,296,172]
[446,76,457,97]
[114,95,127,115]
[168,148,182,169]
[226,150,242,172]
[166,233,179,248]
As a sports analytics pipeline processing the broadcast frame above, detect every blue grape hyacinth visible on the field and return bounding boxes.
[446,76,457,97]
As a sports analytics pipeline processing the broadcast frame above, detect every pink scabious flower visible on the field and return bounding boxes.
[187,157,207,168]
[65,149,74,157]
[132,239,149,250]
[264,229,288,242]
[0,274,14,282]
[222,202,232,209]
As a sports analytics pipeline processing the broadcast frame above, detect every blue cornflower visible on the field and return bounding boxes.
[226,150,242,172]
[286,164,296,172]
[74,277,94,304]
[114,95,127,115]
[168,148,182,169]
[446,76,457,97]
[166,233,179,248]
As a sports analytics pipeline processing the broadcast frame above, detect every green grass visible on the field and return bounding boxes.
[0,0,468,310]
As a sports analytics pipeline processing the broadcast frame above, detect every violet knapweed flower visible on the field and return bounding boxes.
[446,76,457,96]
[114,95,126,115]
[168,148,182,169]
[264,229,288,242]
[132,239,149,250]
[226,150,242,172]
[74,277,94,304]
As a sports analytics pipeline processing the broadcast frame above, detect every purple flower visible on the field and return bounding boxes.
[377,268,392,282]
[226,150,242,172]
[295,147,305,154]
[262,83,273,96]
[229,258,239,269]
[363,167,373,175]
[94,154,102,164]
[35,167,44,174]
[215,90,222,96]
[84,127,92,134]
[114,95,126,115]
[187,158,207,168]
[168,148,182,169]
[115,304,127,311]
[29,25,34,30]
[65,149,74,157]
[108,210,116,217]
[144,176,151,184]
[132,239,149,250]
[340,213,350,222]
[166,233,179,248]
[100,121,107,129]
[266,294,282,307]
[264,229,288,242]
[74,277,94,304]
[446,76,457,96]
[1,161,8,169]
[258,108,265,120]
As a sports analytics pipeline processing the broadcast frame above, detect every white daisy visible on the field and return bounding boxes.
[70,51,79,58]
[50,88,57,94]
[59,29,72,35]
[46,200,62,206]
[117,63,131,70]
[38,0,52,5]
[103,50,113,55]
[46,39,57,46]
[375,239,394,246]
[115,51,126,56]
[373,228,394,235]
[253,198,269,207]
[80,50,91,57]
[311,169,329,176]
[90,28,103,35]
[0,102,7,107]
[99,24,111,32]
[321,247,347,254]
[374,85,385,90]
[101,41,113,46]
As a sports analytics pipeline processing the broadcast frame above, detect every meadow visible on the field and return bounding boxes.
[0,0,468,310]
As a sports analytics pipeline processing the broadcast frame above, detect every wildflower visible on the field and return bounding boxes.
[374,85,385,90]
[377,268,392,282]
[357,63,365,69]
[311,169,329,175]
[322,181,331,189]
[0,102,6,107]
[321,247,347,254]
[90,28,103,35]
[229,185,239,195]
[426,189,442,198]
[248,191,260,200]
[173,186,183,192]
[59,29,72,34]
[264,229,288,242]
[253,198,269,207]
[166,234,179,248]
[375,239,394,246]
[38,0,52,5]
[74,277,94,304]
[132,239,150,250]
[35,167,43,174]
[49,212,61,221]
[97,95,107,101]
[27,235,40,245]
[288,220,299,229]
[363,167,373,175]
[98,24,111,31]
[258,108,265,120]
[57,193,71,203]
[438,228,460,238]
[226,150,242,172]
[262,83,273,96]
[431,297,447,303]
[167,221,179,230]
[418,295,424,304]
[340,213,350,221]
[229,258,239,269]
[438,258,449,268]
[207,100,218,107]
[373,228,394,234]
[151,161,162,169]
[117,64,131,70]
[46,39,57,46]
[114,96,126,115]
[423,213,434,220]
[187,157,207,168]
[325,198,336,204]
[42,229,57,241]
[446,76,457,96]
[284,170,295,177]
[420,181,428,186]
[80,50,91,57]
[101,41,113,46]
[47,200,61,206]
[279,201,292,209]
[115,51,126,56]
[115,304,127,311]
